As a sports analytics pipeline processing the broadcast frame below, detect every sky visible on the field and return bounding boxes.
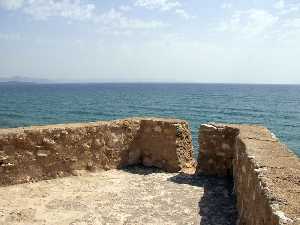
[0,0,300,83]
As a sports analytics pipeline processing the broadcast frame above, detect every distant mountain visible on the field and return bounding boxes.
[0,76,52,84]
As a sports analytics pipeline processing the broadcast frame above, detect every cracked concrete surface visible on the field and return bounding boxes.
[0,166,236,225]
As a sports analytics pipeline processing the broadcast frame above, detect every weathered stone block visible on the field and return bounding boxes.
[196,123,239,176]
[129,118,195,172]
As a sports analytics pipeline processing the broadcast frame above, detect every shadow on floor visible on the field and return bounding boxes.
[169,172,237,225]
[122,165,164,175]
[124,165,237,225]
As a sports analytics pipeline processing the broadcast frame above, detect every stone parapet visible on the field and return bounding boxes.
[197,123,300,225]
[0,118,195,186]
[196,124,239,176]
[130,118,195,172]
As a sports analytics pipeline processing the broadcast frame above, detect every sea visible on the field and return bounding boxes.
[0,83,299,156]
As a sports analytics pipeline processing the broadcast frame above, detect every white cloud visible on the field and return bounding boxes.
[219,9,278,38]
[96,8,168,34]
[134,0,192,20]
[0,0,96,21]
[134,0,181,11]
[0,0,24,10]
[174,9,192,20]
[0,0,167,32]
[97,9,167,30]
[273,0,300,15]
[23,0,96,21]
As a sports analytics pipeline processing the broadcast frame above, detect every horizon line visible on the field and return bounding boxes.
[0,80,300,85]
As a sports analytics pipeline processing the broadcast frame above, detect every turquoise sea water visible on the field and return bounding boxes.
[0,83,299,156]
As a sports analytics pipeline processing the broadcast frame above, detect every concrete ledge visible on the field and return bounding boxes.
[197,123,300,225]
[0,118,195,186]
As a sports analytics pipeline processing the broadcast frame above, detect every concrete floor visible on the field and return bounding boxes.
[0,166,236,225]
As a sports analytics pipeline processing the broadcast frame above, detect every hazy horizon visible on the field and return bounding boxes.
[1,75,300,85]
[1,0,300,84]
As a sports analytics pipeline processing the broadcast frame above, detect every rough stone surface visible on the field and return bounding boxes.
[0,118,195,186]
[196,124,239,176]
[130,118,195,172]
[0,166,237,225]
[197,123,300,225]
[234,125,300,225]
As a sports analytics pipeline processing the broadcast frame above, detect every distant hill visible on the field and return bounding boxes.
[0,76,52,84]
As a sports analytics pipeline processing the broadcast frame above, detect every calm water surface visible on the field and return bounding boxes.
[0,83,299,156]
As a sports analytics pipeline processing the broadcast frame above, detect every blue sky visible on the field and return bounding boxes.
[0,0,300,83]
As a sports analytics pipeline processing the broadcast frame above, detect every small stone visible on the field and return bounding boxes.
[37,150,50,157]
[254,167,267,173]
[53,133,61,138]
[274,211,293,224]
[271,203,280,210]
[25,176,31,182]
[248,155,255,159]
[0,155,8,161]
[61,130,68,135]
[43,138,56,145]
[271,132,278,140]
[202,124,218,129]
[25,151,34,156]
[82,143,90,150]
[57,171,64,177]
[5,162,14,167]
[71,157,78,162]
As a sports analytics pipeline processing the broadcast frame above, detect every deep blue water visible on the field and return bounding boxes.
[0,83,299,156]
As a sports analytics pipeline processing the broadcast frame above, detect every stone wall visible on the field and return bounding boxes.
[130,118,195,172]
[196,124,239,176]
[0,118,194,186]
[197,123,300,225]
